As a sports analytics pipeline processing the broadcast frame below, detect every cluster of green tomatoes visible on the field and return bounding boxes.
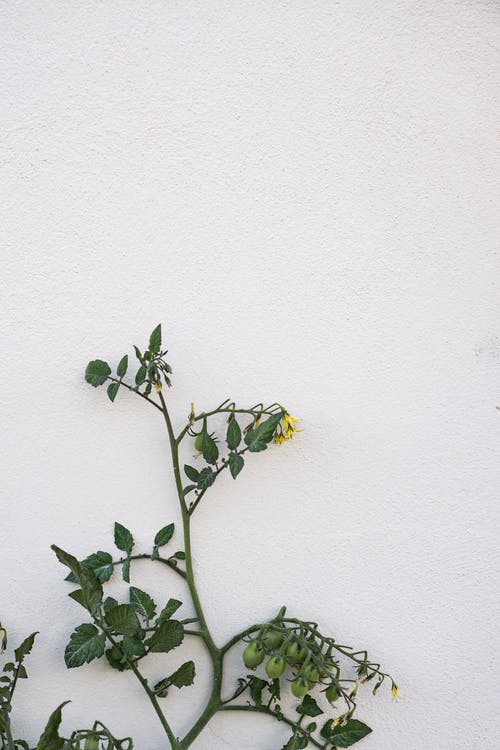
[242,626,342,702]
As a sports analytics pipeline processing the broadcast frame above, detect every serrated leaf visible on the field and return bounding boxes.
[82,551,114,583]
[147,620,184,653]
[197,467,215,490]
[103,596,118,615]
[184,464,200,482]
[154,524,174,547]
[107,382,120,402]
[14,632,37,662]
[117,354,128,378]
[157,599,182,624]
[64,624,106,668]
[321,719,372,747]
[51,546,102,615]
[226,418,242,450]
[114,522,134,553]
[296,694,323,717]
[135,365,147,385]
[130,587,156,621]
[122,556,131,583]
[201,432,218,464]
[248,675,268,706]
[133,345,143,363]
[149,324,162,354]
[85,360,111,387]
[244,412,283,452]
[105,604,140,636]
[169,660,196,688]
[228,452,244,479]
[282,735,308,750]
[122,635,147,658]
[105,645,130,672]
[36,701,69,750]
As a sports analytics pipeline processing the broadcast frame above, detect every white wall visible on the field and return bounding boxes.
[1,1,499,748]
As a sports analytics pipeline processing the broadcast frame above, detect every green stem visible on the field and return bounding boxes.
[104,629,179,749]
[107,376,163,412]
[220,705,327,749]
[158,392,222,749]
[113,553,186,580]
[177,405,281,443]
[2,710,16,750]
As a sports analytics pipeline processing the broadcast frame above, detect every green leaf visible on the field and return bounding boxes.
[296,694,323,717]
[133,345,143,363]
[117,354,128,378]
[103,596,118,615]
[154,524,174,547]
[122,556,131,583]
[51,546,102,615]
[248,675,267,706]
[105,645,130,672]
[169,660,196,688]
[105,604,140,636]
[36,701,69,750]
[244,412,283,452]
[64,624,106,668]
[197,467,215,490]
[226,418,242,450]
[122,635,147,658]
[14,632,37,662]
[114,522,134,553]
[157,599,182,624]
[82,551,114,583]
[184,465,200,482]
[321,719,372,747]
[147,620,184,653]
[228,452,244,479]
[130,587,156,621]
[282,735,308,750]
[135,365,147,385]
[107,382,120,402]
[149,324,162,355]
[85,360,111,387]
[201,432,219,465]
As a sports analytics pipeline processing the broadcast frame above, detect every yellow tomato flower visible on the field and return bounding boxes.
[391,683,400,700]
[274,412,302,444]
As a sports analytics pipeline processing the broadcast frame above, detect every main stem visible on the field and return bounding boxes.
[158,393,223,750]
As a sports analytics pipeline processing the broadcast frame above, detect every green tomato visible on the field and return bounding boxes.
[265,655,286,679]
[243,641,265,668]
[291,677,310,699]
[302,664,320,683]
[84,737,99,750]
[286,640,308,663]
[325,684,341,703]
[194,433,204,451]
[262,630,283,650]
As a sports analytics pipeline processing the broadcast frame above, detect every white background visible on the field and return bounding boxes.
[1,2,499,748]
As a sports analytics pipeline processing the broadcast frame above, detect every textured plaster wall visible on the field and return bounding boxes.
[1,1,499,748]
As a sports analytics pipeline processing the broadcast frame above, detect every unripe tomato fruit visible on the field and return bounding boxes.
[302,664,320,683]
[325,684,340,703]
[194,433,204,451]
[243,641,265,668]
[262,630,283,650]
[84,738,99,750]
[286,641,308,663]
[265,655,286,679]
[291,677,310,698]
